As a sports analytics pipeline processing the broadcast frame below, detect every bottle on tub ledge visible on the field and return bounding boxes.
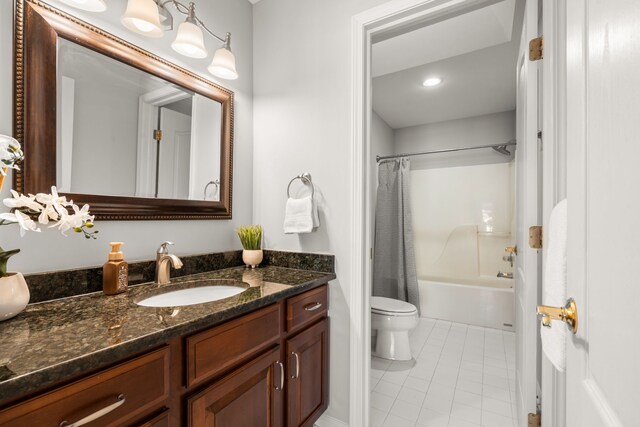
[103,242,129,295]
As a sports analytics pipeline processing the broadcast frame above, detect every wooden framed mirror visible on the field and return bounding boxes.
[14,0,234,220]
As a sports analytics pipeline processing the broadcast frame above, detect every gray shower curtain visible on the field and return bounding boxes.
[373,158,420,311]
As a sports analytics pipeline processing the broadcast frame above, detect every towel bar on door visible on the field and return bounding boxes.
[287,173,314,199]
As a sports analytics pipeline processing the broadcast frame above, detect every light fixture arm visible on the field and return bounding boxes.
[159,0,227,43]
[195,16,228,45]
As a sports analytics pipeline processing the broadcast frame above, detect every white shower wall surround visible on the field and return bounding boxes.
[409,161,516,330]
[410,162,515,280]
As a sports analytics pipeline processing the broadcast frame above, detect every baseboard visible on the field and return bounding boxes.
[314,414,349,427]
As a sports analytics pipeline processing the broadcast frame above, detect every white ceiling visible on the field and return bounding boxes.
[372,0,524,129]
[372,0,516,78]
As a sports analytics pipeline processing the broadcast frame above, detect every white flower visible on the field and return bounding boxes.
[1,187,96,238]
[51,204,94,235]
[36,186,71,217]
[0,210,41,236]
[0,135,24,174]
[3,190,43,212]
[70,204,94,226]
[48,210,71,235]
[37,203,60,225]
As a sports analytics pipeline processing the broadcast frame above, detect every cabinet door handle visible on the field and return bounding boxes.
[59,394,125,427]
[290,352,300,379]
[274,361,284,390]
[304,302,322,311]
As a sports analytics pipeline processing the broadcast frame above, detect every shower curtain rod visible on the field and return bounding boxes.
[375,140,517,162]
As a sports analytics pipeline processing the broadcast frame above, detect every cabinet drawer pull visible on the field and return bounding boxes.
[304,302,323,311]
[60,394,125,427]
[290,352,300,379]
[275,361,284,391]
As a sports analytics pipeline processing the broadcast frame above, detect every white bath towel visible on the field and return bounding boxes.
[541,199,568,371]
[283,196,319,234]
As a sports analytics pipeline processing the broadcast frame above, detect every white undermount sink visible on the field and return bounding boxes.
[136,280,248,307]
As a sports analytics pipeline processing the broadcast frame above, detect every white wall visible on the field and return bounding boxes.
[252,0,391,422]
[395,110,516,168]
[0,0,253,271]
[64,73,142,196]
[190,94,222,201]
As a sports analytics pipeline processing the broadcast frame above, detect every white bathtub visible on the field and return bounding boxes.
[419,276,514,331]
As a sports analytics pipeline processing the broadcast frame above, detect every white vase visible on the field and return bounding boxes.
[0,272,30,321]
[242,249,263,269]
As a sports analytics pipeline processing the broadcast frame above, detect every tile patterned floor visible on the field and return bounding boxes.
[370,318,517,427]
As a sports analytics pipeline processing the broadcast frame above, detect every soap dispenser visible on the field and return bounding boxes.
[103,242,128,295]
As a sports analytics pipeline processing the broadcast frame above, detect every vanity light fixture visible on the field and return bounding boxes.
[58,0,106,13]
[422,77,443,87]
[121,0,164,37]
[171,3,207,58]
[121,0,239,80]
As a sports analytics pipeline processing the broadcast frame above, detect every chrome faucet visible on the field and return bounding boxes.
[497,271,513,279]
[155,241,183,285]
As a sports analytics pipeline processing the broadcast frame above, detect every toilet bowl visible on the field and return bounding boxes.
[371,296,419,361]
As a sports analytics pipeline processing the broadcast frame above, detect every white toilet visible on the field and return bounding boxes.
[371,296,419,361]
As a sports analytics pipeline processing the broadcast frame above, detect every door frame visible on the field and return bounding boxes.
[540,0,568,425]
[349,0,518,425]
[135,86,191,197]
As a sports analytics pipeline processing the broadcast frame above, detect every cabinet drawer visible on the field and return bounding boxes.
[286,285,328,333]
[186,304,281,388]
[135,409,170,427]
[0,347,169,427]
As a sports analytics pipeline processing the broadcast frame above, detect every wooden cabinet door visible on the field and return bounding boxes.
[187,347,283,427]
[286,318,329,427]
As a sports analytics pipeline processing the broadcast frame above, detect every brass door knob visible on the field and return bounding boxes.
[505,246,518,255]
[536,298,578,334]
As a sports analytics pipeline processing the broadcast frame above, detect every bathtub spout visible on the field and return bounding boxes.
[497,271,513,279]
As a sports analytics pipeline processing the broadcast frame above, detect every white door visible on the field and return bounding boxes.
[158,107,192,199]
[514,0,540,424]
[563,0,640,425]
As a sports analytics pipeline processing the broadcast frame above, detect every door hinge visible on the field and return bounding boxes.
[538,130,543,150]
[529,226,543,249]
[528,412,541,427]
[153,129,163,142]
[529,36,544,61]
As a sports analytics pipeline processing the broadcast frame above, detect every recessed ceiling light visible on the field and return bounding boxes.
[422,77,442,87]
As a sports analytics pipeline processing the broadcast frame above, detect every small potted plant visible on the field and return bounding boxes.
[236,225,263,268]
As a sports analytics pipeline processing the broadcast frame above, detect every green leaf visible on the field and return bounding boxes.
[0,247,20,279]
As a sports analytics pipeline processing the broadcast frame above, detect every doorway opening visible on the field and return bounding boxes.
[349,0,541,425]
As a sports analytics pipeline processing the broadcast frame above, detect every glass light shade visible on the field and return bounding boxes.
[121,0,164,38]
[58,0,106,12]
[207,47,238,80]
[171,21,208,59]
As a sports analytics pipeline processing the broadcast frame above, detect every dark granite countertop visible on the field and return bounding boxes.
[0,265,336,406]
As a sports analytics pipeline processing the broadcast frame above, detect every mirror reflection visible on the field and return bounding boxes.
[56,38,222,201]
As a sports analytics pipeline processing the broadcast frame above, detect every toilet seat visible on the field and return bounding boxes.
[371,296,417,316]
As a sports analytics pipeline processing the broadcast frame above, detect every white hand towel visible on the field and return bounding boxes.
[312,196,320,228]
[541,199,568,371]
[284,196,319,234]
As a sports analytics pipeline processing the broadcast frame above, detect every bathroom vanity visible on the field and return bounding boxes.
[0,266,333,426]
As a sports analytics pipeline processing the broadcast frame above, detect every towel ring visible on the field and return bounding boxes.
[204,179,220,200]
[287,173,314,199]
